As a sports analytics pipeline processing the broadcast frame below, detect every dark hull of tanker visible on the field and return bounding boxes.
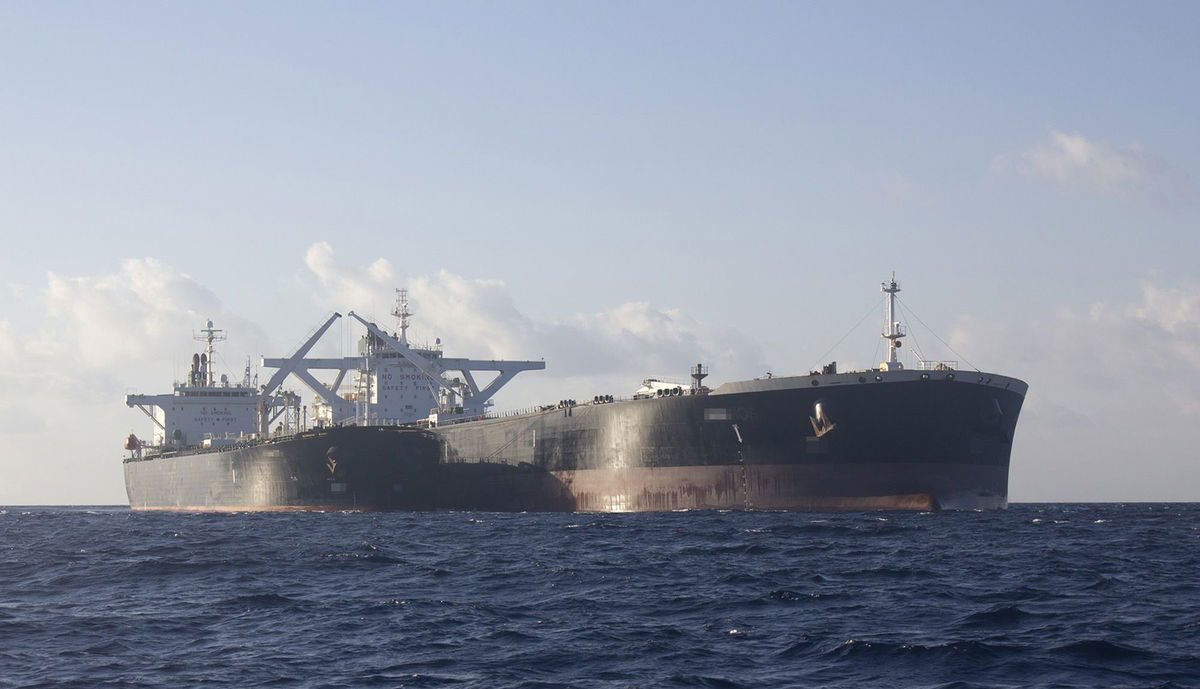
[123,426,446,511]
[124,374,1027,513]
[432,373,1027,512]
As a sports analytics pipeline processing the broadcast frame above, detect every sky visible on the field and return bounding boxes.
[1,2,1198,504]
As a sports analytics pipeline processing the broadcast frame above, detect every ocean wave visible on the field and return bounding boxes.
[3,504,1197,688]
[957,604,1043,628]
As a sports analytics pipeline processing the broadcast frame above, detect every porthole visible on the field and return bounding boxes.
[811,379,819,386]
[874,375,883,382]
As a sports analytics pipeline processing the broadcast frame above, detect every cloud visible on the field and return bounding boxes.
[954,281,1200,410]
[0,406,47,434]
[993,131,1191,197]
[42,258,221,367]
[1129,282,1200,338]
[305,242,398,316]
[949,280,1200,500]
[0,320,17,367]
[0,258,276,504]
[565,301,756,378]
[2,258,267,398]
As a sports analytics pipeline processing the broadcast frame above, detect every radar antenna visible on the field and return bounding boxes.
[195,320,226,387]
[392,289,413,345]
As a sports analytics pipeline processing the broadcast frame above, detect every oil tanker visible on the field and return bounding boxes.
[123,280,1027,511]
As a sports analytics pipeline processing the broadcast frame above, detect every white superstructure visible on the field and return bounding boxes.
[125,320,263,448]
[126,292,545,450]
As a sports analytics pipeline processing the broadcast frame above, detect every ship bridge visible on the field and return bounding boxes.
[125,320,262,448]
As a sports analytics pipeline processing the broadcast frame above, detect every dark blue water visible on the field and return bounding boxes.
[1,505,1197,688]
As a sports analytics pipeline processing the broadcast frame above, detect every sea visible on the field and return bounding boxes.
[1,504,1196,689]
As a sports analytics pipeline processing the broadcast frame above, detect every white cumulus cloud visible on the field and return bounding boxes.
[993,131,1191,197]
[949,280,1200,501]
[3,258,267,397]
[0,259,271,505]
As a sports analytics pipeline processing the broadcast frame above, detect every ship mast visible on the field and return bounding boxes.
[392,289,412,345]
[196,320,225,387]
[880,275,906,371]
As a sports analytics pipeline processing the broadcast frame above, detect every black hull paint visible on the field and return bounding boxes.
[124,427,443,511]
[433,374,1026,511]
[124,374,1026,512]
